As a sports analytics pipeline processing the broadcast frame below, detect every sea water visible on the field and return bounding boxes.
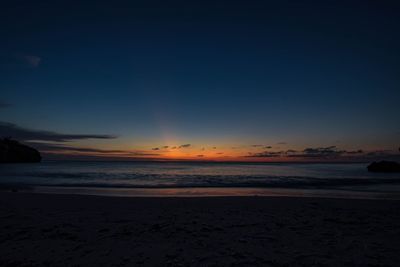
[1,161,399,198]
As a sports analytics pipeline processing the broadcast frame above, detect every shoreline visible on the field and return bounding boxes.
[2,184,400,200]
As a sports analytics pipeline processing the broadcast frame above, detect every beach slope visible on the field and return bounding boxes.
[1,192,399,266]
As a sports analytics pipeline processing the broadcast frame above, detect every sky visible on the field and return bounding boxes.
[1,0,399,161]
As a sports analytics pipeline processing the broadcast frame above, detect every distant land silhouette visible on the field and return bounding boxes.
[367,161,400,173]
[0,138,41,163]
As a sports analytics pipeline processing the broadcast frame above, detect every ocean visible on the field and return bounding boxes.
[1,161,400,198]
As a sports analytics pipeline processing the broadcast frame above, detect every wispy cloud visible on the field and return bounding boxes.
[247,145,399,161]
[247,151,283,158]
[0,121,116,142]
[19,55,41,67]
[0,101,11,108]
[179,144,191,148]
[0,53,41,68]
[299,146,345,157]
[249,146,346,158]
[344,149,364,155]
[26,142,158,156]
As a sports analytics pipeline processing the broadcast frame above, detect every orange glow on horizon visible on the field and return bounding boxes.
[38,140,395,163]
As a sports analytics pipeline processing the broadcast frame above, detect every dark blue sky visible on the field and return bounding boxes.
[1,0,399,160]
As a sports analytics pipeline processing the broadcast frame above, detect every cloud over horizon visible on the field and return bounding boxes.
[1,122,398,162]
[19,55,41,67]
[247,146,399,161]
[0,121,117,142]
[26,141,159,157]
[179,144,191,148]
[0,101,11,108]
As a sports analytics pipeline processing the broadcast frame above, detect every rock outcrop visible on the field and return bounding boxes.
[0,138,41,163]
[367,161,400,173]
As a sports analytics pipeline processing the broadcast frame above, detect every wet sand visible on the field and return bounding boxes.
[1,192,400,266]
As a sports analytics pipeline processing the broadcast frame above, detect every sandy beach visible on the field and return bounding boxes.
[0,192,399,266]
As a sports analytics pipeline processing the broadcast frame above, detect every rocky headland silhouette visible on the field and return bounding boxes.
[0,138,41,163]
[367,161,400,173]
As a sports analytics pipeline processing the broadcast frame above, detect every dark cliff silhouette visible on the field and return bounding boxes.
[0,138,41,163]
[367,161,400,173]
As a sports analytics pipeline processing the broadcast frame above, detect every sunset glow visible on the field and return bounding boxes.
[1,1,399,162]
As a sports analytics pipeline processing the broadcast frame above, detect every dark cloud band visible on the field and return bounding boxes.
[0,121,116,142]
